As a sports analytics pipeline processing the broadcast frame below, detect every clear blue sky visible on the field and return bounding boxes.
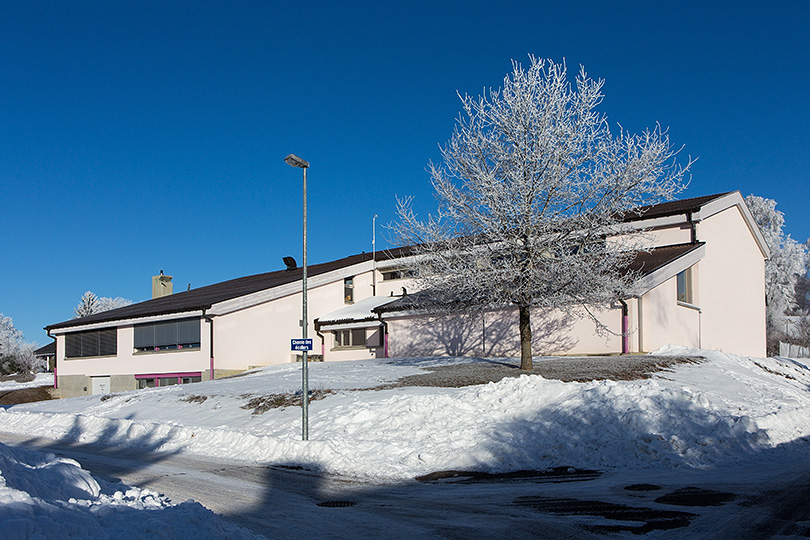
[2,1,808,345]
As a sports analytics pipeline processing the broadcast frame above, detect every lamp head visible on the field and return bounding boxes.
[284,154,309,168]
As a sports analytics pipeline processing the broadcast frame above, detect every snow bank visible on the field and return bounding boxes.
[0,441,260,539]
[0,373,53,392]
[1,350,810,481]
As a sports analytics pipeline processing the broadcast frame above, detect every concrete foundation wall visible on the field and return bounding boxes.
[55,375,91,398]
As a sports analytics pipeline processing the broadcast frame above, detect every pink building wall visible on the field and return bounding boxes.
[55,317,211,379]
[696,206,767,356]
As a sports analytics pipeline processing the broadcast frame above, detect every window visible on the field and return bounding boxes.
[333,328,366,348]
[344,277,354,303]
[134,318,200,352]
[382,269,414,281]
[677,268,693,304]
[65,329,117,358]
[137,378,156,389]
[136,373,202,388]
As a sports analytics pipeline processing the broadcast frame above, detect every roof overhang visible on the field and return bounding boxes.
[319,320,383,331]
[634,243,706,295]
[316,296,397,329]
[48,310,206,334]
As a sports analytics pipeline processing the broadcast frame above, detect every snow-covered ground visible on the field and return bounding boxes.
[2,346,810,537]
[0,439,262,539]
[0,372,53,391]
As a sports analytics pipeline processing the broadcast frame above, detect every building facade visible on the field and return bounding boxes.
[47,192,768,397]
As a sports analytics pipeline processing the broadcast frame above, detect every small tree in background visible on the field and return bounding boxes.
[74,291,99,318]
[795,239,810,314]
[395,57,691,370]
[745,195,810,354]
[74,291,132,319]
[0,314,41,374]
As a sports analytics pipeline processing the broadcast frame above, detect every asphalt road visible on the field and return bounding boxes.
[2,431,809,539]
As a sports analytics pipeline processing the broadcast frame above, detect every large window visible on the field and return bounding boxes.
[134,318,200,352]
[65,329,117,358]
[333,328,366,348]
[677,268,693,304]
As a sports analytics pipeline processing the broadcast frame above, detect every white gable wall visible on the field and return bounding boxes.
[696,205,767,357]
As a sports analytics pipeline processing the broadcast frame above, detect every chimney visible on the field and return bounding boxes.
[152,270,173,299]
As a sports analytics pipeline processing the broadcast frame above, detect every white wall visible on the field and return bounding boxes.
[55,320,211,378]
[696,206,767,356]
[638,273,701,352]
[386,302,633,358]
[214,266,393,368]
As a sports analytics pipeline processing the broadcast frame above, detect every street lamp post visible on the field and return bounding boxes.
[372,214,377,296]
[284,153,310,441]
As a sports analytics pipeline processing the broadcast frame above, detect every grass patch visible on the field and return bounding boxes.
[241,390,334,415]
[0,385,54,406]
[180,394,209,404]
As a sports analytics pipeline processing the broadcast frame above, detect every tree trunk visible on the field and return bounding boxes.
[518,304,533,370]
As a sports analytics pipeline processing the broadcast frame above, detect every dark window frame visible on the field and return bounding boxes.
[65,328,117,358]
[333,328,366,349]
[677,268,694,305]
[344,276,354,304]
[134,318,201,352]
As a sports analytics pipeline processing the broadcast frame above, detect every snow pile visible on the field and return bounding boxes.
[0,373,54,392]
[0,441,260,539]
[1,349,810,480]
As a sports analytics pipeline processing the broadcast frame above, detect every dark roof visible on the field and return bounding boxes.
[34,342,56,356]
[47,246,416,330]
[621,192,734,222]
[374,242,704,314]
[624,242,704,275]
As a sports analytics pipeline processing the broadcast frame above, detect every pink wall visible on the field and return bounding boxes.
[639,274,701,352]
[696,206,767,356]
[55,319,211,378]
[385,303,632,358]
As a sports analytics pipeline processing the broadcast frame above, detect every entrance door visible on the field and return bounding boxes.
[91,376,111,395]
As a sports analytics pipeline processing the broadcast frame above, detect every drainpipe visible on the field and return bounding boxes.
[637,295,644,353]
[46,328,57,389]
[204,310,215,381]
[687,212,698,244]
[619,299,630,354]
[314,319,325,360]
[482,313,486,357]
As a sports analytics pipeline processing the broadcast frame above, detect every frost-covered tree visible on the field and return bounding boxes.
[395,57,691,370]
[0,314,40,374]
[74,291,132,318]
[74,291,99,318]
[795,239,810,314]
[745,195,809,353]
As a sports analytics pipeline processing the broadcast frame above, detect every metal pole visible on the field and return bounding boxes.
[284,153,310,442]
[372,214,377,296]
[302,165,309,441]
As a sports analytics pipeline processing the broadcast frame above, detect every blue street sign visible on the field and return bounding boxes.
[291,338,313,351]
